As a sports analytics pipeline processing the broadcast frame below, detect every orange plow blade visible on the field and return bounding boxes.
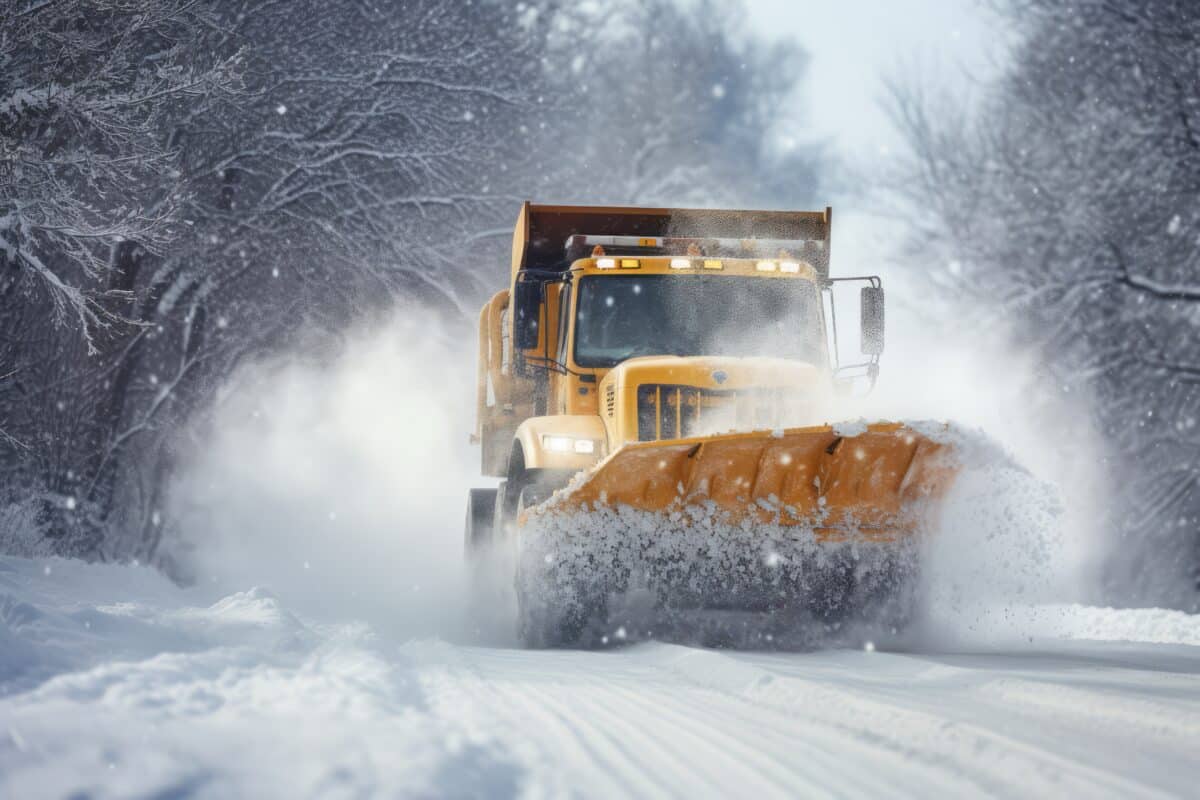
[514,422,961,647]
[540,422,959,541]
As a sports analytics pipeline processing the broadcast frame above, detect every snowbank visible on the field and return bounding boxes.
[0,555,504,798]
[918,601,1200,649]
[0,556,311,695]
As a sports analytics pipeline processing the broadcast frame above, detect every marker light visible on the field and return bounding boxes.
[756,260,777,272]
[783,261,816,277]
[596,257,616,269]
[620,259,640,269]
[779,261,801,273]
[670,258,692,269]
[702,259,723,270]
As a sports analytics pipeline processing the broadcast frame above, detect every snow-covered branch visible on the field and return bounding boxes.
[889,0,1200,608]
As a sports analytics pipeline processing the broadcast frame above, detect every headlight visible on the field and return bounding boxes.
[542,435,572,452]
[542,435,597,455]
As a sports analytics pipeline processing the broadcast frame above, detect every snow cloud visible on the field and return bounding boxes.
[170,310,480,640]
[834,305,1113,644]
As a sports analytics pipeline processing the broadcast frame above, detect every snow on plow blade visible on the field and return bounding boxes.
[515,423,961,647]
[532,422,957,539]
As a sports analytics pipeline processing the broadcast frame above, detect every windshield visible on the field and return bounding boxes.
[573,275,824,368]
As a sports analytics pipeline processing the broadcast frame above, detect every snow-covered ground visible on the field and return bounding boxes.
[3,321,1186,798]
[3,555,1199,799]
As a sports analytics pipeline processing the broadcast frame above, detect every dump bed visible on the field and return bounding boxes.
[510,203,833,281]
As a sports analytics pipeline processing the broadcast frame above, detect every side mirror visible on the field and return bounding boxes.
[513,280,542,351]
[860,286,884,355]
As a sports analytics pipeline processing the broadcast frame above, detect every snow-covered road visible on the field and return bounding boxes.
[2,557,1199,798]
[408,638,1200,798]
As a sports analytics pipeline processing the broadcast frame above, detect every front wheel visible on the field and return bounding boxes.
[463,488,496,557]
[465,488,515,641]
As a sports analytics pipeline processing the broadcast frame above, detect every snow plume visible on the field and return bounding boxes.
[168,309,479,640]
[832,306,1110,646]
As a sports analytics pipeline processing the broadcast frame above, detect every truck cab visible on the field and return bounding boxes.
[470,203,884,529]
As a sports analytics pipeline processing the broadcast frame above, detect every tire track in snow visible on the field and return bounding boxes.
[729,646,1200,797]
[543,672,881,797]
[404,641,657,797]
[591,666,968,796]
[628,644,1176,798]
[402,641,978,797]
[961,675,1200,796]
[405,641,851,796]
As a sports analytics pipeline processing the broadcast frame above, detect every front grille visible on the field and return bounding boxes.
[636,384,793,441]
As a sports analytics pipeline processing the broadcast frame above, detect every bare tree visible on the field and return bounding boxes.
[887,0,1200,609]
[0,0,547,562]
[1,0,243,557]
[533,0,820,208]
[0,0,240,347]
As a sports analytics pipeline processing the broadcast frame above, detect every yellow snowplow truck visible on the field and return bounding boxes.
[467,203,958,647]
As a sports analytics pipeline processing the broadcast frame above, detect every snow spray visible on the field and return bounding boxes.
[170,309,491,641]
[840,311,1110,648]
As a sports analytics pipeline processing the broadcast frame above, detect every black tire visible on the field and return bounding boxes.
[465,487,514,643]
[492,479,511,543]
[464,488,497,556]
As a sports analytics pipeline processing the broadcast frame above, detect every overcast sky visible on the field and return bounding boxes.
[738,2,1016,341]
[744,0,1008,161]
